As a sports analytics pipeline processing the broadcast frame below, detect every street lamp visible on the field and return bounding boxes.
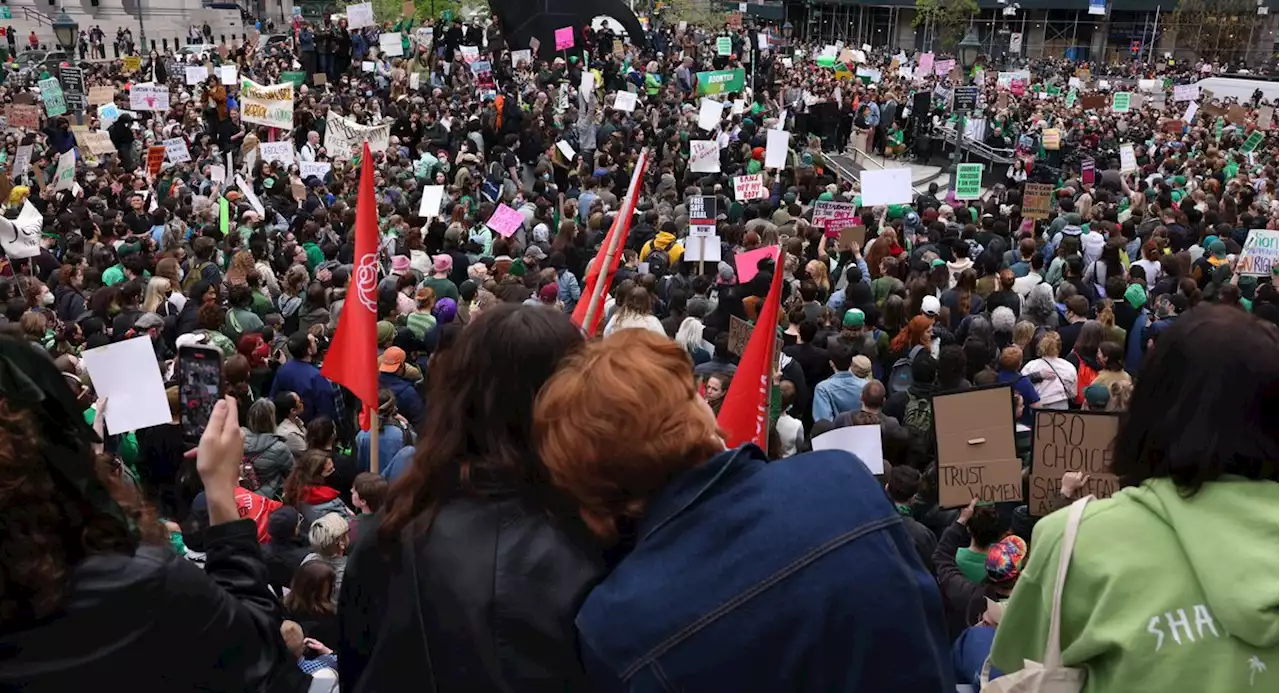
[949,26,982,174]
[782,21,793,41]
[52,8,78,54]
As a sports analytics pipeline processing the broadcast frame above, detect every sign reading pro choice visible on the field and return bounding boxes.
[1030,410,1119,515]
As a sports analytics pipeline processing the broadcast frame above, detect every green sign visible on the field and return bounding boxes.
[716,36,732,56]
[0,7,10,18]
[441,9,453,21]
[39,77,66,117]
[1112,91,1132,113]
[1216,117,1225,141]
[1065,90,1077,108]
[695,68,745,96]
[281,71,307,88]
[1241,130,1264,154]
[954,163,983,200]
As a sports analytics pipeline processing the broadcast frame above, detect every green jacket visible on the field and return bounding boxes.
[992,477,1278,692]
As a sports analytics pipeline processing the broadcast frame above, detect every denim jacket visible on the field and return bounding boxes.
[576,445,954,692]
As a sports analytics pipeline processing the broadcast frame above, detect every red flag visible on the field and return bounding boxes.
[716,246,783,449]
[321,142,380,409]
[572,150,648,336]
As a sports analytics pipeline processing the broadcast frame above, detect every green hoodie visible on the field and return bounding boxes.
[992,477,1278,691]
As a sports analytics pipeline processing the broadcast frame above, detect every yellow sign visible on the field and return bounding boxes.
[1043,128,1061,150]
[123,55,141,72]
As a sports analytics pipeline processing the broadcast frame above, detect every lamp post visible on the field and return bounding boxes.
[949,26,981,174]
[782,20,792,43]
[52,8,78,55]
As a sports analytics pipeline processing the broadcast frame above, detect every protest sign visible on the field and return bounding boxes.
[1030,411,1119,515]
[1173,84,1199,102]
[954,163,983,200]
[361,61,375,72]
[684,236,721,263]
[486,204,525,237]
[259,141,294,165]
[765,129,789,169]
[235,175,266,216]
[82,130,116,156]
[554,26,574,50]
[1241,130,1264,154]
[1119,143,1137,173]
[300,161,331,180]
[39,78,66,117]
[0,200,41,258]
[1235,229,1278,276]
[87,85,115,106]
[917,52,934,76]
[130,83,170,111]
[146,146,166,175]
[379,32,404,57]
[733,174,766,201]
[728,316,753,357]
[689,140,720,173]
[1042,128,1061,150]
[811,425,883,474]
[54,150,76,191]
[612,91,637,112]
[11,146,31,179]
[163,137,191,164]
[239,78,293,129]
[82,337,172,435]
[1258,105,1275,129]
[859,168,912,206]
[1226,103,1248,125]
[1022,182,1054,219]
[1111,91,1132,113]
[510,48,532,68]
[838,225,866,251]
[695,68,745,96]
[418,184,445,218]
[185,65,209,85]
[122,55,141,72]
[60,66,84,110]
[220,65,238,86]
[346,2,374,28]
[97,103,121,128]
[698,98,722,131]
[7,104,38,129]
[717,36,732,55]
[734,245,778,283]
[324,114,391,159]
[1081,94,1107,111]
[280,71,307,88]
[933,385,1022,507]
[1081,157,1095,186]
[812,200,856,228]
[1183,102,1198,124]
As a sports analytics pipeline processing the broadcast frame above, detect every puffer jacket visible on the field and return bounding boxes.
[242,430,295,500]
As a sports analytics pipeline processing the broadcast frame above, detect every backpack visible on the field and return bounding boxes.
[240,449,266,492]
[646,247,672,278]
[887,344,925,396]
[902,390,934,465]
[183,261,212,293]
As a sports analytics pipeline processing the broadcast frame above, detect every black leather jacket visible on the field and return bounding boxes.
[338,494,605,693]
[0,519,309,692]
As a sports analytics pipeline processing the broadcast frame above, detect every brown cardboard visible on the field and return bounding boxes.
[728,315,752,357]
[1202,103,1226,119]
[1226,104,1248,125]
[1029,410,1120,516]
[838,225,866,252]
[313,73,327,86]
[1258,105,1275,129]
[1081,94,1107,111]
[1022,183,1054,219]
[7,104,39,129]
[933,386,1022,507]
[87,86,115,106]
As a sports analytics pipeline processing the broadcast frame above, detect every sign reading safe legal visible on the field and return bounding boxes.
[931,385,1022,507]
[1029,410,1119,515]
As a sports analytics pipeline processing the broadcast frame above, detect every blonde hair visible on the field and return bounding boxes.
[308,512,350,556]
[141,277,172,313]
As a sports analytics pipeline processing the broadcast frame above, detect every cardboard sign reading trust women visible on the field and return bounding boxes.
[1029,410,1119,516]
[932,385,1022,507]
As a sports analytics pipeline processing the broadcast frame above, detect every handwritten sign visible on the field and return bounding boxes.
[486,203,524,237]
[220,65,238,85]
[299,161,331,180]
[1030,411,1118,515]
[690,139,720,173]
[7,104,38,129]
[728,315,752,356]
[82,130,116,156]
[185,65,209,85]
[1172,84,1199,102]
[554,26,574,51]
[122,55,141,72]
[1042,128,1061,150]
[87,85,115,106]
[39,78,66,117]
[1022,182,1054,219]
[259,141,295,165]
[954,163,983,200]
[812,200,856,228]
[379,32,404,57]
[346,2,374,29]
[612,90,637,112]
[130,83,170,111]
[733,174,766,201]
[239,78,293,129]
[163,137,191,164]
[1119,143,1137,173]
[1236,229,1278,276]
[934,386,1022,507]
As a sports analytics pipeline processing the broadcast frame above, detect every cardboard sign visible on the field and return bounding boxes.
[933,386,1022,507]
[955,163,983,200]
[1258,105,1275,129]
[728,315,752,357]
[1081,94,1107,111]
[83,130,116,156]
[838,225,866,252]
[486,203,524,237]
[87,85,115,106]
[554,26,574,50]
[163,137,191,164]
[1042,129,1061,150]
[146,145,166,176]
[7,104,38,129]
[1022,182,1054,219]
[689,139,720,173]
[1030,411,1119,516]
[733,174,766,201]
[346,2,374,29]
[401,0,414,16]
[1226,104,1248,125]
[1163,119,1185,134]
[1236,229,1278,276]
[1111,91,1132,113]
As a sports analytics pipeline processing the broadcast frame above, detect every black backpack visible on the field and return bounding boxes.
[887,344,925,397]
[646,247,672,278]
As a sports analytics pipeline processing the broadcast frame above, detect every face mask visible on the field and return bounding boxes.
[177,267,185,282]
[41,291,54,306]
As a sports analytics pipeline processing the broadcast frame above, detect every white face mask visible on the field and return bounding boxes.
[41,291,54,306]
[177,267,186,282]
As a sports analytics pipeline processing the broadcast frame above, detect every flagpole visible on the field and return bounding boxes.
[370,409,380,475]
[579,150,648,333]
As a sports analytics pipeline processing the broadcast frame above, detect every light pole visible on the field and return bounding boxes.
[949,26,981,173]
[52,8,77,55]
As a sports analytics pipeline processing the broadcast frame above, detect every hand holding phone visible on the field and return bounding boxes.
[178,344,225,444]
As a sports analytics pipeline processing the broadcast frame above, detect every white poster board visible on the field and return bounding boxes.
[259,141,295,165]
[765,129,789,169]
[163,137,191,164]
[689,139,720,173]
[220,65,238,85]
[859,168,912,206]
[418,184,445,218]
[82,336,172,435]
[698,98,722,131]
[1119,143,1137,173]
[379,32,404,57]
[811,425,884,474]
[613,91,638,112]
[346,2,374,28]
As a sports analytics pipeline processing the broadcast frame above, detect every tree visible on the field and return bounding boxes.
[1169,0,1271,64]
[370,0,487,26]
[912,0,978,52]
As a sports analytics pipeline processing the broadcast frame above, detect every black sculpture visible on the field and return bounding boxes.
[489,0,648,56]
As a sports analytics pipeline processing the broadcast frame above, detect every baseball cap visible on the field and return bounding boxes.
[986,535,1028,583]
[921,295,941,317]
[1084,383,1111,409]
[842,308,866,328]
[525,245,548,261]
[134,312,164,330]
[379,346,406,373]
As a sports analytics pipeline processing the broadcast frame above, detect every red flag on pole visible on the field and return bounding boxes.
[572,150,649,336]
[716,246,783,449]
[321,142,380,409]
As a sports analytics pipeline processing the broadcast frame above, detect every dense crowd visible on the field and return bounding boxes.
[0,11,1275,693]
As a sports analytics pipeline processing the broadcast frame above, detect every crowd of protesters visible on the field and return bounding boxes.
[0,8,1275,692]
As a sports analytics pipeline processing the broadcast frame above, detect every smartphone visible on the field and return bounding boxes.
[178,344,225,444]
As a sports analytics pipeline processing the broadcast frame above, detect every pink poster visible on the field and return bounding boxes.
[554,26,574,51]
[917,52,934,75]
[486,203,525,238]
[934,59,956,76]
[734,245,780,284]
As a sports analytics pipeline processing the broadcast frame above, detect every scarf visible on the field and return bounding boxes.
[301,484,340,505]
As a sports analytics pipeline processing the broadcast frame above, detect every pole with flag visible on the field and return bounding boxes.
[716,245,783,450]
[321,142,382,471]
[573,149,649,336]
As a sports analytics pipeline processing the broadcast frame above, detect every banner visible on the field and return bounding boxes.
[239,78,294,129]
[324,113,391,159]
[130,83,170,111]
[695,68,746,96]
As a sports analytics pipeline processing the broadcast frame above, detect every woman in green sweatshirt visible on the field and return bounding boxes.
[991,305,1277,692]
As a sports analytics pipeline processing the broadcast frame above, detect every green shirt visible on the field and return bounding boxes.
[419,276,459,303]
[956,546,988,584]
[102,264,125,286]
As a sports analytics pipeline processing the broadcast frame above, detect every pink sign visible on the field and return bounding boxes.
[486,203,525,238]
[554,26,574,51]
[734,245,780,284]
[822,212,860,238]
[934,59,956,77]
[917,52,934,75]
[1011,79,1026,97]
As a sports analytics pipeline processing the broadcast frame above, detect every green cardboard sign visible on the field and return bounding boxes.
[955,163,983,200]
[695,68,745,96]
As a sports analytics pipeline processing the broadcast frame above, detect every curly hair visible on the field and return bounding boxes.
[0,401,165,630]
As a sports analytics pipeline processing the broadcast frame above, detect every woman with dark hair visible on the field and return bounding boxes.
[941,268,984,332]
[338,303,603,692]
[282,449,353,530]
[283,559,340,649]
[305,415,357,505]
[991,306,1278,691]
[530,329,953,690]
[0,339,306,690]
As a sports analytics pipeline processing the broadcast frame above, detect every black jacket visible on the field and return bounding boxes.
[0,520,309,692]
[338,494,605,693]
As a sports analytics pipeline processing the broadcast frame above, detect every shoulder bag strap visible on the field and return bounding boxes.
[1043,495,1093,669]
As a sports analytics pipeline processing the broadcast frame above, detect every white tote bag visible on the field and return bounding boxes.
[980,496,1092,693]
